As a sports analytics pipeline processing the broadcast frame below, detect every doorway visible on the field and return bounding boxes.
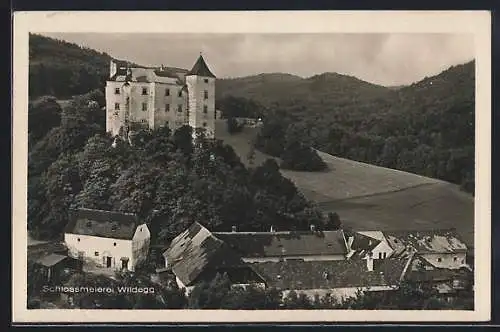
[106,256,112,268]
[121,258,129,270]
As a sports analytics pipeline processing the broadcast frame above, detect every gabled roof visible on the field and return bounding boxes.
[163,222,244,286]
[109,63,188,85]
[213,230,348,258]
[64,208,140,240]
[384,229,468,255]
[186,55,216,78]
[250,258,409,291]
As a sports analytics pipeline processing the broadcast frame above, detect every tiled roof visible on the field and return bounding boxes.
[64,208,140,240]
[109,65,188,85]
[213,230,348,258]
[163,222,244,286]
[384,229,468,255]
[186,55,216,78]
[249,258,409,290]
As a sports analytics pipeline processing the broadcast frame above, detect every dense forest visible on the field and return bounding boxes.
[217,62,475,193]
[29,34,112,98]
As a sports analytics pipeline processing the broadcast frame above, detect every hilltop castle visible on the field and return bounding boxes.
[105,55,216,139]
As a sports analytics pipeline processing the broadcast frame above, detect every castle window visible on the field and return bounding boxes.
[203,122,207,127]
[378,252,382,259]
[177,105,182,113]
[142,87,148,95]
[142,103,148,111]
[204,78,209,84]
[77,238,80,242]
[454,257,458,262]
[165,88,170,96]
[437,258,442,263]
[203,105,208,114]
[165,104,170,112]
[113,242,117,247]
[115,88,120,95]
[95,251,99,257]
[204,90,208,100]
[178,90,182,97]
[114,103,120,110]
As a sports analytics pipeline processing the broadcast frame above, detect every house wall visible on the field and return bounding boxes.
[175,276,195,296]
[131,224,151,269]
[186,75,216,139]
[282,285,398,303]
[64,233,133,271]
[372,241,394,259]
[421,252,467,269]
[242,254,345,263]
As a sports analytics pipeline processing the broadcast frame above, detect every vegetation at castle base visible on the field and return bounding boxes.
[29,34,112,99]
[27,92,338,242]
[220,62,475,193]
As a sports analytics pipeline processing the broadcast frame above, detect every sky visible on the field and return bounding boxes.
[41,33,475,86]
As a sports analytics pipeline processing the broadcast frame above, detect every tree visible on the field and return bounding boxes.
[28,96,62,145]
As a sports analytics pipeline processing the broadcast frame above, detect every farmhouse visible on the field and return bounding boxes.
[345,230,394,260]
[105,54,216,139]
[384,229,468,270]
[64,208,150,272]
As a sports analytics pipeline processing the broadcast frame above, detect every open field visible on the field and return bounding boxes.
[214,120,474,248]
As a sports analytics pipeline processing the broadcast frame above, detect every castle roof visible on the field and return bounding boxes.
[64,208,140,240]
[186,55,216,78]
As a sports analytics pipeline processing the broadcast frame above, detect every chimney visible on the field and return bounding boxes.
[231,225,237,232]
[310,224,316,232]
[366,252,374,272]
[347,236,354,250]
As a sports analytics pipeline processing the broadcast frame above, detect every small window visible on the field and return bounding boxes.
[142,87,148,95]
[94,251,99,257]
[203,122,207,127]
[114,103,120,110]
[165,88,170,96]
[383,252,387,259]
[77,238,80,242]
[115,88,120,95]
[165,104,170,112]
[177,105,182,113]
[178,90,182,97]
[378,252,382,259]
[203,105,208,114]
[204,78,209,84]
[204,90,208,100]
[437,258,442,263]
[453,257,458,262]
[113,242,117,247]
[142,102,148,111]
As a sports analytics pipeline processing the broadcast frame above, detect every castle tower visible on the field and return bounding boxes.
[185,54,216,140]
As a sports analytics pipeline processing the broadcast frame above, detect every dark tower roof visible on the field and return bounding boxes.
[186,55,216,78]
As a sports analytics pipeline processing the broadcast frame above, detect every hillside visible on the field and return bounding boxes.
[214,120,474,248]
[220,61,475,193]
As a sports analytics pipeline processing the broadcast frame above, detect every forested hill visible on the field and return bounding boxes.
[29,34,112,99]
[219,61,475,193]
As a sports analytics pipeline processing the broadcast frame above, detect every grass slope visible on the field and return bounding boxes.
[215,120,474,247]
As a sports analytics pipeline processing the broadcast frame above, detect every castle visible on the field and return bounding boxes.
[105,54,216,139]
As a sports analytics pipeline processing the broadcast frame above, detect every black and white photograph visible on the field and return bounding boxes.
[12,11,491,323]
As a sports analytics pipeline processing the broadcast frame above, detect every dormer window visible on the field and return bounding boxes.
[142,87,148,95]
